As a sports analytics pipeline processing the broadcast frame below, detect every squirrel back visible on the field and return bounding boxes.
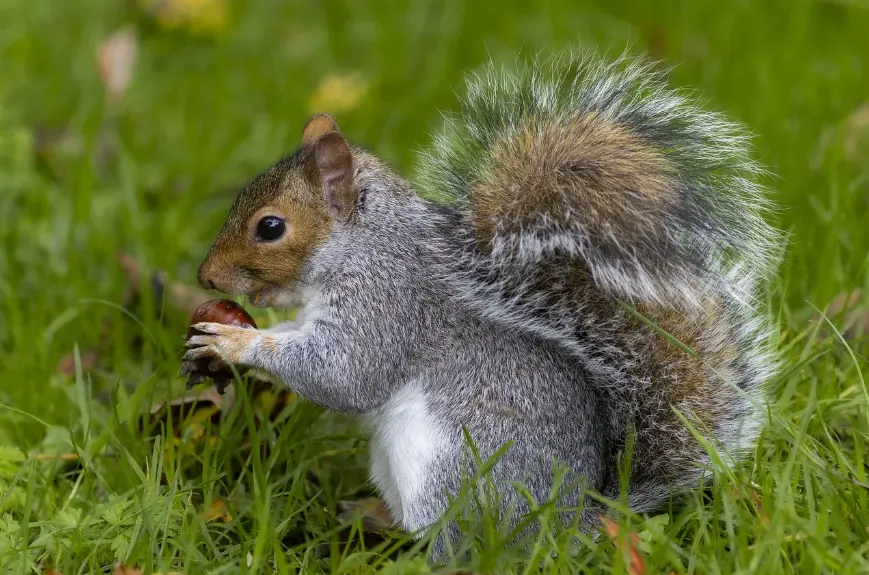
[416,49,781,509]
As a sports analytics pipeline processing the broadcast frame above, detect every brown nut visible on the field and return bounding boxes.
[184,299,257,393]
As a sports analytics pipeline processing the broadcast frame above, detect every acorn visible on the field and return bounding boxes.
[184,298,257,394]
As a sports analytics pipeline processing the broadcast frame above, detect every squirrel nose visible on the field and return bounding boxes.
[197,265,216,291]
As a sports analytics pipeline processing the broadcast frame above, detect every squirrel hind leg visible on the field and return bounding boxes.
[601,298,768,511]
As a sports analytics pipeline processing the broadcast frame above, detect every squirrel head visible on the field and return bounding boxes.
[197,113,359,307]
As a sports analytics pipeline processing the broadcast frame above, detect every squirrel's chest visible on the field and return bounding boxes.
[363,383,449,531]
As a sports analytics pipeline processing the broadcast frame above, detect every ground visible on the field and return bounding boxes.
[1,0,868,573]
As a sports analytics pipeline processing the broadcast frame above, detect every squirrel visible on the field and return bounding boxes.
[181,49,781,557]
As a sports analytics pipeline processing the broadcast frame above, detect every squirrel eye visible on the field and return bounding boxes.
[255,216,286,242]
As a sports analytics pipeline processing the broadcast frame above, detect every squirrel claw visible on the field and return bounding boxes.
[179,361,194,377]
[185,335,214,349]
[185,373,207,389]
[183,347,214,362]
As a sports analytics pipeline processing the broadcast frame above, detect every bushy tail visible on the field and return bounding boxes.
[417,48,780,306]
[416,48,782,511]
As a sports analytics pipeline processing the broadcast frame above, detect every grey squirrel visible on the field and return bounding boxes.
[181,49,781,557]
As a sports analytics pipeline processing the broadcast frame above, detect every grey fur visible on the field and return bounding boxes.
[234,155,609,555]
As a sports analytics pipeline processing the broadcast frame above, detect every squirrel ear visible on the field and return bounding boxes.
[313,131,357,222]
[302,113,340,148]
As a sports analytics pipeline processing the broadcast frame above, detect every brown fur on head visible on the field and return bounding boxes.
[197,113,358,308]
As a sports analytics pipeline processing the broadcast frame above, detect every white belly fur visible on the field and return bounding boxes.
[364,382,447,531]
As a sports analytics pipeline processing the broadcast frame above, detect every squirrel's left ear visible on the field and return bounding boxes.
[302,113,340,147]
[313,131,357,223]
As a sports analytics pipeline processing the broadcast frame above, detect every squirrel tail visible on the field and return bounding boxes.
[417,48,782,510]
[417,47,780,306]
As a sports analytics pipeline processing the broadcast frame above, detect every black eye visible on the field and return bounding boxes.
[255,216,286,242]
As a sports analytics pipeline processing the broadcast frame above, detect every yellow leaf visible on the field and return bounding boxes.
[844,102,869,162]
[203,498,232,523]
[139,0,228,36]
[33,453,79,462]
[308,73,368,115]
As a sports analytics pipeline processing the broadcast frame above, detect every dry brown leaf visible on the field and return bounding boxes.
[822,289,868,340]
[145,384,234,455]
[56,349,100,376]
[643,26,669,60]
[812,101,869,171]
[112,563,180,575]
[203,497,233,523]
[32,125,87,180]
[749,490,771,527]
[600,516,647,575]
[844,103,869,162]
[33,452,80,462]
[149,383,234,415]
[97,27,138,102]
[338,497,396,531]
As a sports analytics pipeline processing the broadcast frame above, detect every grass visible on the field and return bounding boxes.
[1,0,868,572]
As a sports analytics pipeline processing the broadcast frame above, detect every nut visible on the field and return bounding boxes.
[184,299,257,394]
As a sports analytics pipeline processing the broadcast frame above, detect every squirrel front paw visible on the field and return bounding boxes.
[182,322,260,371]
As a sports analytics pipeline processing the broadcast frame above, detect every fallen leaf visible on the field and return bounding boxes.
[33,453,80,462]
[811,102,869,171]
[600,516,647,575]
[843,103,869,163]
[823,288,868,340]
[203,497,232,523]
[112,562,181,575]
[56,349,100,376]
[138,0,229,36]
[749,490,771,527]
[144,384,234,457]
[149,383,234,415]
[338,497,395,531]
[308,73,368,114]
[643,26,669,60]
[97,27,138,103]
[254,386,298,420]
[32,125,87,179]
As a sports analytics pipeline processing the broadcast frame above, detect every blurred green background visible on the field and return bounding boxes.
[1,0,868,572]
